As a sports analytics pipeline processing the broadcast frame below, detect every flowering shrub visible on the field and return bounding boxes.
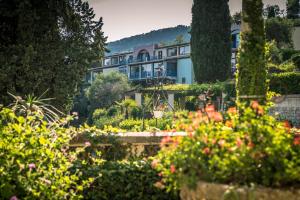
[154,103,300,190]
[0,107,103,199]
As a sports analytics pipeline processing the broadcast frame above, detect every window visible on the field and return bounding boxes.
[179,45,190,55]
[119,56,125,64]
[111,57,118,65]
[128,55,133,63]
[104,58,111,66]
[119,66,127,75]
[153,62,165,77]
[167,48,177,57]
[137,50,150,62]
[141,64,152,78]
[158,51,163,59]
[166,61,177,77]
[130,65,140,79]
[182,77,186,84]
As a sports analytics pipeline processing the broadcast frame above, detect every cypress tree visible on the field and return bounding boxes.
[191,0,231,83]
[287,0,300,19]
[236,0,267,102]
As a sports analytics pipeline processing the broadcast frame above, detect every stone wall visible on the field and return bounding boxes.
[180,181,300,200]
[270,95,300,127]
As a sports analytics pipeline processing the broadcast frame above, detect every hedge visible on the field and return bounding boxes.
[83,161,179,200]
[269,72,300,94]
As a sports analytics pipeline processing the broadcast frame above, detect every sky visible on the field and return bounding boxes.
[88,0,286,42]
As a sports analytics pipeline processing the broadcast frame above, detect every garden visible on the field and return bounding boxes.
[1,0,300,200]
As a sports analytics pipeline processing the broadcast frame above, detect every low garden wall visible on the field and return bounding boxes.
[270,94,300,127]
[180,181,300,200]
[71,132,186,158]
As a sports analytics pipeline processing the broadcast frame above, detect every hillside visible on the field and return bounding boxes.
[106,25,190,55]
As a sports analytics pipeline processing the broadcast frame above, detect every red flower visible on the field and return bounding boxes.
[294,136,300,145]
[283,120,291,130]
[170,164,176,173]
[227,107,237,114]
[225,120,233,127]
[160,136,172,147]
[248,141,255,148]
[251,101,259,109]
[205,105,215,113]
[212,112,223,122]
[203,147,210,155]
[236,138,243,148]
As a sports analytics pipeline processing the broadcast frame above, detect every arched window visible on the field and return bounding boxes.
[137,50,150,62]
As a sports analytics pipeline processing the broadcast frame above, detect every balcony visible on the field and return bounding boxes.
[129,69,177,81]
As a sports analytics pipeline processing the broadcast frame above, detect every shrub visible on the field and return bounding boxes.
[269,72,300,94]
[131,106,142,119]
[154,103,300,190]
[119,119,143,131]
[0,107,102,199]
[107,106,118,117]
[92,108,107,121]
[93,114,123,129]
[83,160,179,200]
[147,118,172,131]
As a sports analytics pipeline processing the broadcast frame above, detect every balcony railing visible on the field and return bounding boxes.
[129,69,177,80]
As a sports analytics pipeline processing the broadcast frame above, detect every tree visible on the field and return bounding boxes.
[86,72,131,111]
[236,0,267,102]
[191,0,231,83]
[265,18,294,48]
[174,34,184,44]
[263,5,283,18]
[0,0,107,111]
[231,12,242,24]
[287,0,300,19]
[115,99,137,119]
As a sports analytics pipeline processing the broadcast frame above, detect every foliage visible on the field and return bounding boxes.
[131,106,143,119]
[119,119,143,131]
[92,109,107,121]
[93,114,124,129]
[154,103,300,191]
[263,5,283,18]
[236,0,267,102]
[83,160,179,200]
[115,99,137,119]
[231,12,242,24]
[265,18,294,48]
[87,72,131,110]
[287,0,300,19]
[269,72,300,94]
[0,0,106,111]
[0,107,103,199]
[191,0,231,83]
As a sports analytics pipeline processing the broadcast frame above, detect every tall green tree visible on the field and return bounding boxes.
[0,0,106,111]
[236,0,267,102]
[191,0,231,83]
[287,0,300,19]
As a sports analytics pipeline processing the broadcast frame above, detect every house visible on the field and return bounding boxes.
[87,25,241,85]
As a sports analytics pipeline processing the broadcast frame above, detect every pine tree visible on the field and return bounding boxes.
[236,0,267,102]
[191,0,231,83]
[0,0,107,111]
